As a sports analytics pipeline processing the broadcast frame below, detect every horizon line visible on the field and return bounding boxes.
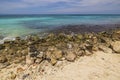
[0,13,120,15]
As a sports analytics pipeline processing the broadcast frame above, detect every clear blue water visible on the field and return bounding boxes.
[0,14,120,37]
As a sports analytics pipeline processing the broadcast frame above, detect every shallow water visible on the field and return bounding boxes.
[0,14,120,37]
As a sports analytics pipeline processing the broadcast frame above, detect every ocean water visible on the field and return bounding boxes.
[0,14,120,37]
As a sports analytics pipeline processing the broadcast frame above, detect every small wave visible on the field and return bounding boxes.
[0,36,15,44]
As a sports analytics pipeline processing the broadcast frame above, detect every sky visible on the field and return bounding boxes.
[0,0,120,14]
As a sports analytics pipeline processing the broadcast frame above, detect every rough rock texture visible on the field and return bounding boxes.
[0,29,120,80]
[65,51,77,62]
[111,41,120,53]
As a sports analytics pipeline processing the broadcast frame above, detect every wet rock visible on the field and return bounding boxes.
[28,45,37,52]
[111,41,120,53]
[26,35,39,42]
[57,33,66,41]
[46,33,55,41]
[15,37,21,41]
[32,35,40,41]
[0,44,5,50]
[28,45,38,57]
[65,51,77,62]
[14,37,21,44]
[4,40,11,44]
[3,40,11,47]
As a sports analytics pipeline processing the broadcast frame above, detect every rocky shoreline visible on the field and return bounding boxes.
[0,28,120,80]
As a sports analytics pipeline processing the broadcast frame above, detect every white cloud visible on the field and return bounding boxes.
[0,0,120,13]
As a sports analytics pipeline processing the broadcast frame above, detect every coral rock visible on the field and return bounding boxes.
[65,51,77,62]
[111,41,120,53]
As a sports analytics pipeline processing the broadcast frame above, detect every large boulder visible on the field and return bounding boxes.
[45,48,63,65]
[111,41,120,53]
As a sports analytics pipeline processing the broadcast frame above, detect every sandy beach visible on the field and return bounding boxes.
[0,51,120,80]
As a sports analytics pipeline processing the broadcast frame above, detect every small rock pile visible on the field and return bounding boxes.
[0,29,120,68]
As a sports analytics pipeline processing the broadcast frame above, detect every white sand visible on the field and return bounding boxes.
[40,51,120,80]
[0,51,120,80]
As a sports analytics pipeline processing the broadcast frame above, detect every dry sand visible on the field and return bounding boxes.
[40,51,120,80]
[0,51,120,80]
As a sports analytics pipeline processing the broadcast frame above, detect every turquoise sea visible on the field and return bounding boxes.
[0,14,120,37]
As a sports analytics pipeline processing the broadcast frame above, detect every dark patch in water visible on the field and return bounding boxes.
[49,24,120,34]
[19,20,52,29]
